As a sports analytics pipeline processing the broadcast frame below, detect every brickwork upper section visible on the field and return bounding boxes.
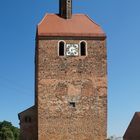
[37,14,106,37]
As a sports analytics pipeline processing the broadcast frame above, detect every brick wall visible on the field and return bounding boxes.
[36,38,107,140]
[19,106,37,140]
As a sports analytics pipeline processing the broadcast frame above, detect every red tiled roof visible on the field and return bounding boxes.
[37,14,106,37]
[123,112,140,140]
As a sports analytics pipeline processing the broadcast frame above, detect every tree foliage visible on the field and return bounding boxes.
[0,121,19,140]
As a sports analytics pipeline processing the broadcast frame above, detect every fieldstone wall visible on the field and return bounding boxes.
[36,38,107,140]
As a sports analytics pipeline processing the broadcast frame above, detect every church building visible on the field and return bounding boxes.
[18,0,107,140]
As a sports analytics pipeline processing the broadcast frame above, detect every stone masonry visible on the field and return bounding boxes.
[36,38,107,140]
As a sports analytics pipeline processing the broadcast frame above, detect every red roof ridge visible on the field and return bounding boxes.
[38,13,49,26]
[38,13,100,26]
[37,13,106,37]
[85,14,101,27]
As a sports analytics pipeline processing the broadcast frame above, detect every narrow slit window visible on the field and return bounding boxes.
[25,117,28,123]
[69,102,76,108]
[80,41,86,56]
[59,41,65,56]
[25,116,31,123]
[28,117,31,123]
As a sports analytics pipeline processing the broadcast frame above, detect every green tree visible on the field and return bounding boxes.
[11,127,19,140]
[0,121,19,140]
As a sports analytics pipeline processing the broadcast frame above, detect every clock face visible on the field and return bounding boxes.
[66,44,79,56]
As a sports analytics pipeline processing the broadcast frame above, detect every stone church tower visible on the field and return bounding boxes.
[18,0,107,140]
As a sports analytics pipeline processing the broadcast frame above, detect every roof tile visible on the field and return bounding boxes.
[37,14,106,37]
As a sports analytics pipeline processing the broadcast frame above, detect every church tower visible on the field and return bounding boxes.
[18,1,107,140]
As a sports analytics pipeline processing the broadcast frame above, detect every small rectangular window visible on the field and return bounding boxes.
[69,102,76,107]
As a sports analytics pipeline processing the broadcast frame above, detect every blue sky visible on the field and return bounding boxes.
[0,0,140,138]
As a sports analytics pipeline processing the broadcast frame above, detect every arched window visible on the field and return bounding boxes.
[80,41,86,56]
[59,41,65,56]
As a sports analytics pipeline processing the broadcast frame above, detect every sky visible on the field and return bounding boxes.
[0,0,140,138]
